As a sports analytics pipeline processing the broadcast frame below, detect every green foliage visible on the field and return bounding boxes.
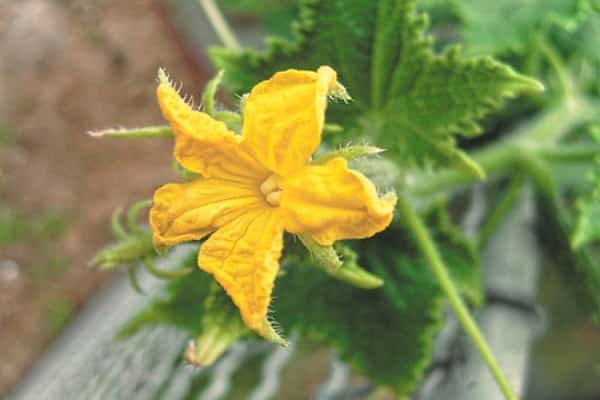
[220,0,298,38]
[572,131,600,250]
[0,208,68,245]
[275,211,479,393]
[210,0,541,174]
[119,251,213,337]
[573,199,600,249]
[454,0,595,55]
[121,205,480,395]
[46,297,75,336]
[0,120,15,148]
[536,189,600,322]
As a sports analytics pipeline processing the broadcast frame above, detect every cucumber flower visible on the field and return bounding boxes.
[150,66,396,338]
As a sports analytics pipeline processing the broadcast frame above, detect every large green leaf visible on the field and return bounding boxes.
[211,0,541,172]
[275,206,481,394]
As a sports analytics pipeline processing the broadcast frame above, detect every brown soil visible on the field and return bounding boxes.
[0,0,207,392]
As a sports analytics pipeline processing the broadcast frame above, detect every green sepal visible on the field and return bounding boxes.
[143,257,193,280]
[172,159,200,182]
[185,282,250,366]
[90,232,154,269]
[297,233,342,271]
[201,70,243,132]
[91,202,156,270]
[201,70,224,116]
[297,234,383,289]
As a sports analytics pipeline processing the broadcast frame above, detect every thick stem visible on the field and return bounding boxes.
[397,196,518,400]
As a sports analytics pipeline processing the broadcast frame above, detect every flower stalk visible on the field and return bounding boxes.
[396,195,518,400]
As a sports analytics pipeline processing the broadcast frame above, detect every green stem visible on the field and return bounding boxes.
[478,175,525,249]
[89,125,173,139]
[538,144,600,163]
[370,0,388,109]
[537,37,574,100]
[397,196,518,400]
[111,207,128,239]
[143,257,193,280]
[199,0,240,49]
[409,97,598,198]
[126,199,152,234]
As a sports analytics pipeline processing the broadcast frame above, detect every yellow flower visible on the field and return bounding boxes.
[150,66,397,337]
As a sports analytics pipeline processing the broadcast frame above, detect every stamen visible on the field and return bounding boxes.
[266,191,282,206]
[260,175,282,207]
[260,175,280,195]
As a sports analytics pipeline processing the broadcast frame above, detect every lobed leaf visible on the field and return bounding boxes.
[210,0,541,172]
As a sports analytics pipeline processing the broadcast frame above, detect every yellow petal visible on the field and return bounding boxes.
[198,209,284,331]
[157,73,266,181]
[150,178,263,247]
[242,66,338,176]
[280,157,397,246]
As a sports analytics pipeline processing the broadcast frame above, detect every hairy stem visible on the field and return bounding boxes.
[397,196,518,400]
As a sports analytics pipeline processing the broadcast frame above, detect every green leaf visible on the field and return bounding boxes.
[274,205,480,394]
[121,205,480,394]
[210,0,541,172]
[455,0,597,55]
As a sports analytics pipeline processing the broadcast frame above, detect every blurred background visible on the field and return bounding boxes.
[1,1,600,399]
[0,0,205,392]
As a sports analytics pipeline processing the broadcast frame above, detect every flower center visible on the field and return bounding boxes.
[260,174,282,207]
